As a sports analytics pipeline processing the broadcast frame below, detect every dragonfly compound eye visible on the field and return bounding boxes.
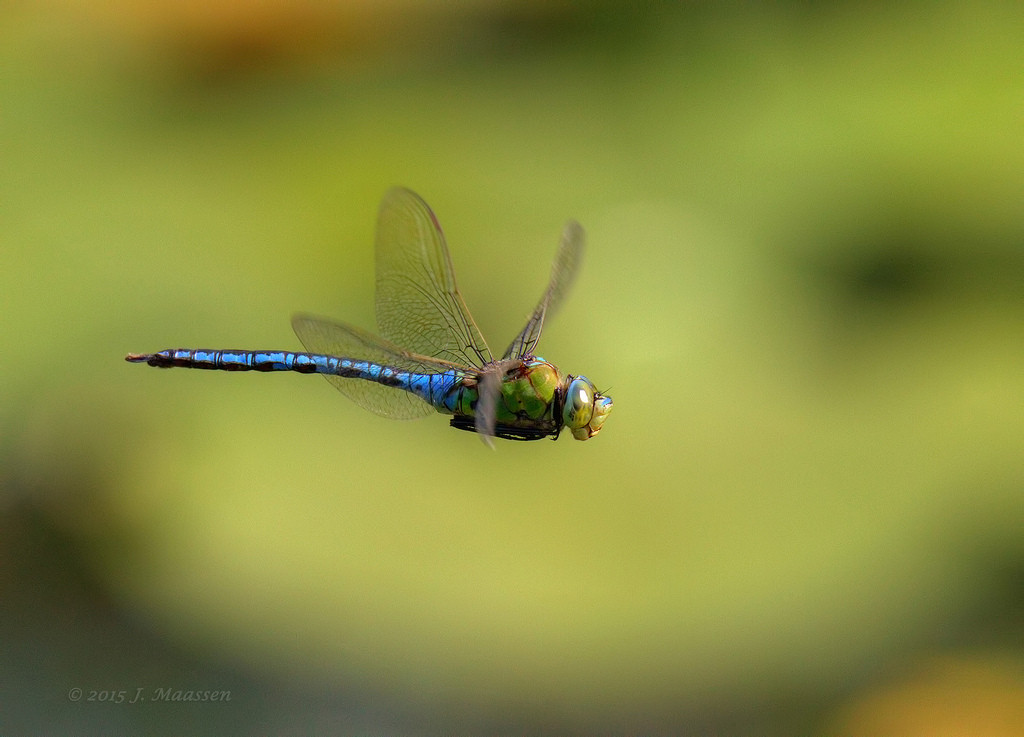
[563,376,595,434]
[562,376,612,440]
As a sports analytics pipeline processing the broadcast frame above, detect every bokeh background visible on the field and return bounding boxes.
[3,1,1022,734]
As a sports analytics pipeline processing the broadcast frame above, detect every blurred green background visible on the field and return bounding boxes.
[3,1,1022,734]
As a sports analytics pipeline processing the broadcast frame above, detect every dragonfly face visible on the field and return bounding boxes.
[561,375,613,440]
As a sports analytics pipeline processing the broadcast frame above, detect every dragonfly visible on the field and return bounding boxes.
[126,187,612,443]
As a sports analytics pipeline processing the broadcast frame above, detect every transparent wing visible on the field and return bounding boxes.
[502,220,585,360]
[375,188,493,368]
[473,362,504,446]
[292,313,464,420]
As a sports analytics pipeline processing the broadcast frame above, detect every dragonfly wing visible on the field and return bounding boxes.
[292,314,457,420]
[473,363,503,446]
[375,188,493,368]
[502,220,585,360]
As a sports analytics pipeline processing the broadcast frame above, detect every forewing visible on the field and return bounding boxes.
[502,220,585,360]
[292,313,454,420]
[473,363,503,447]
[375,188,492,368]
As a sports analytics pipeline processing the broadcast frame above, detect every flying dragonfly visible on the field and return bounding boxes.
[126,188,612,443]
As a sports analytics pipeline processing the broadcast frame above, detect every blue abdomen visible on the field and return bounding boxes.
[127,349,464,411]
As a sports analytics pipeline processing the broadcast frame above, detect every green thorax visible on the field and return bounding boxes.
[446,358,563,440]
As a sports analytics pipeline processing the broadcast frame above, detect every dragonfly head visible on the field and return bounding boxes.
[561,375,613,440]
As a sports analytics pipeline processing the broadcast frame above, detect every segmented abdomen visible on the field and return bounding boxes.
[127,349,463,409]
